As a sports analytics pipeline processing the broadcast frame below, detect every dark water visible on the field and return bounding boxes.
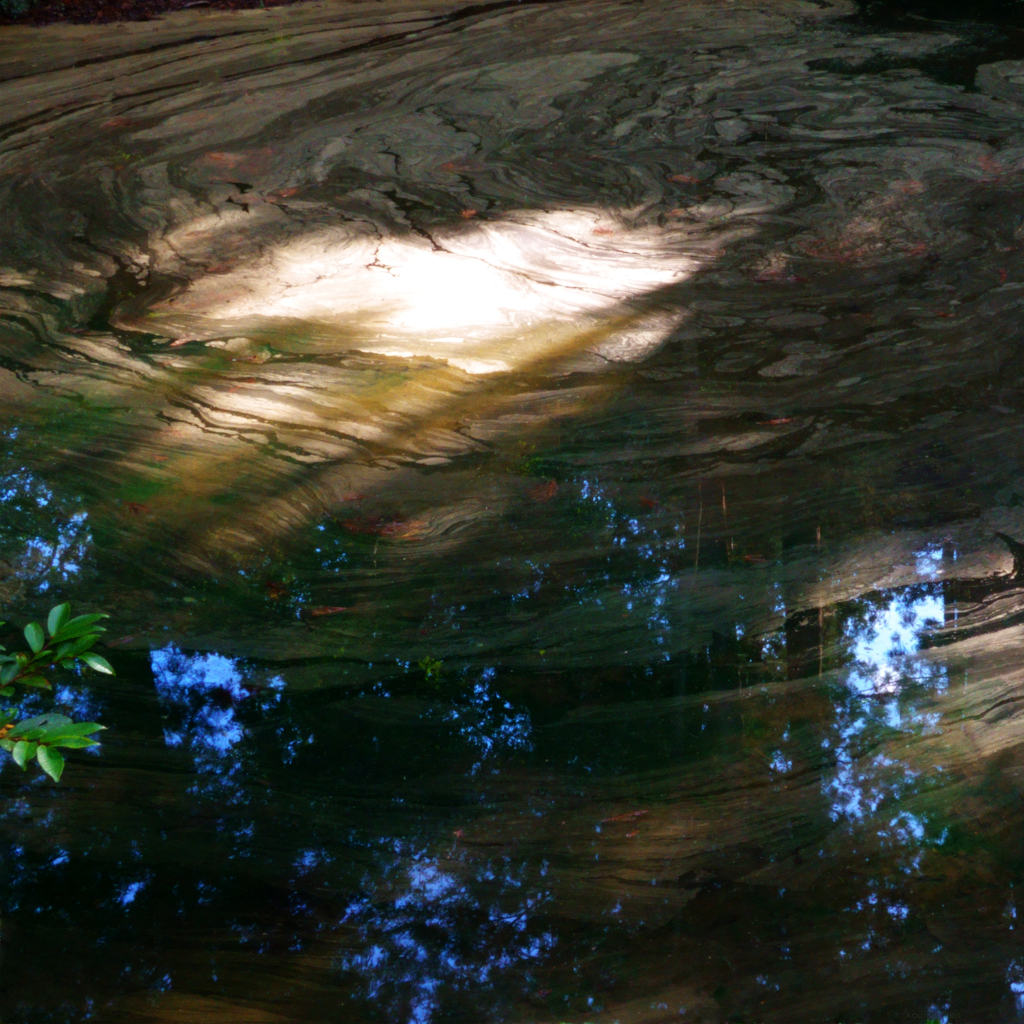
[5,0,1024,1020]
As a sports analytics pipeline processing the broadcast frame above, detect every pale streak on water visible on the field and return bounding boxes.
[4,0,1024,1020]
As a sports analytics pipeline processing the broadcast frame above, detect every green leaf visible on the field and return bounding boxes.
[36,746,64,782]
[11,739,35,769]
[27,724,105,746]
[11,713,73,740]
[56,636,99,661]
[80,652,114,675]
[41,720,105,738]
[0,663,16,686]
[55,625,107,645]
[46,735,100,749]
[67,612,108,627]
[23,621,45,654]
[51,614,108,643]
[0,739,13,752]
[10,715,105,749]
[18,675,50,690]
[47,603,71,638]
[0,686,12,697]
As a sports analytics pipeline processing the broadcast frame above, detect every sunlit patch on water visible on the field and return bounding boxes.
[163,208,707,376]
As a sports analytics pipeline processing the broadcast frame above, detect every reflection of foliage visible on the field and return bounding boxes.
[418,655,443,685]
[518,453,564,479]
[339,849,555,1022]
[0,454,92,601]
[0,603,109,781]
[151,644,284,801]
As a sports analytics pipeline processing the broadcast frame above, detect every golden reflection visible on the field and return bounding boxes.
[27,200,750,577]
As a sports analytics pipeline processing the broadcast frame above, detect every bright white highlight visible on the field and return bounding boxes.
[159,207,718,374]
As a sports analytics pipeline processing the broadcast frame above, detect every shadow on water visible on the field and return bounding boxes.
[8,0,1024,1020]
[858,0,1024,29]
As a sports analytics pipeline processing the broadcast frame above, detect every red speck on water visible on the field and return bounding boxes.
[528,481,558,502]
[302,606,351,618]
[601,809,648,823]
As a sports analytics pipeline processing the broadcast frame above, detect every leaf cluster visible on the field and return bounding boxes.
[418,655,443,686]
[0,603,111,781]
[0,711,104,783]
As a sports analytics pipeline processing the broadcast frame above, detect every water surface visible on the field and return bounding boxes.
[5,0,1024,1019]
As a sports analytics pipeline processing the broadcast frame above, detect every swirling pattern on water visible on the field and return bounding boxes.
[6,0,1024,1020]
